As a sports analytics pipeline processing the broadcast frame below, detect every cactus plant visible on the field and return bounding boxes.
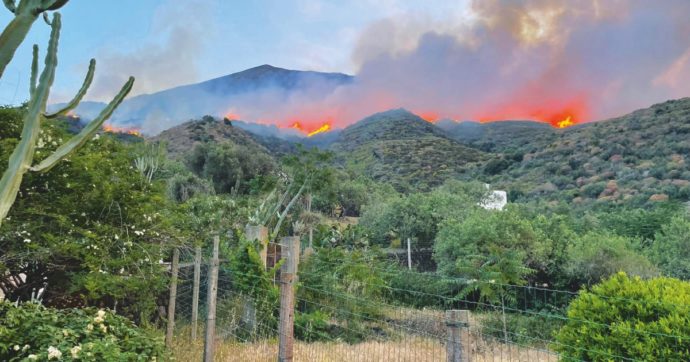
[0,0,68,78]
[0,3,135,225]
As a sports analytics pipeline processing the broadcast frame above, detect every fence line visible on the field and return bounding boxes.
[163,235,688,361]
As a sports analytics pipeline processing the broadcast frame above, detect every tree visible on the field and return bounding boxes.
[0,1,134,224]
[457,247,532,343]
[0,119,173,319]
[433,207,552,281]
[565,232,658,287]
[649,216,690,279]
[185,142,275,195]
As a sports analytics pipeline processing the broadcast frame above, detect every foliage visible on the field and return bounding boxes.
[555,273,690,361]
[186,141,275,195]
[0,118,172,319]
[297,247,391,341]
[457,98,690,208]
[360,180,486,248]
[0,301,165,361]
[565,232,658,287]
[311,173,397,217]
[0,5,133,225]
[221,237,280,339]
[294,311,332,342]
[480,309,563,346]
[434,207,556,284]
[332,109,484,192]
[386,269,464,308]
[649,216,690,279]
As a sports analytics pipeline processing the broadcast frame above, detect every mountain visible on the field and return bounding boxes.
[437,119,556,152]
[330,109,486,191]
[151,116,271,159]
[53,64,353,135]
[474,98,690,207]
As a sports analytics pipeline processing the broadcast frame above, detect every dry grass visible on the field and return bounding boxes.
[171,333,559,361]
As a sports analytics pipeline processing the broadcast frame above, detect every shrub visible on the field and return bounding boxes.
[480,309,564,347]
[565,232,658,287]
[0,302,165,361]
[555,273,690,361]
[650,216,690,279]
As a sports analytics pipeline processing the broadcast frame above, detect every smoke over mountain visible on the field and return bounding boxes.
[327,0,690,128]
[76,0,690,135]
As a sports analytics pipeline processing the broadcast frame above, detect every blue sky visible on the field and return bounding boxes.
[0,0,470,104]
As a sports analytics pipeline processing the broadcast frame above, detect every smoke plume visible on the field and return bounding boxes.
[238,0,690,131]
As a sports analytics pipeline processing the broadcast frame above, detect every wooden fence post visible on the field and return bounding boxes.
[165,248,180,348]
[446,309,469,362]
[191,245,201,340]
[278,236,300,362]
[203,235,220,362]
[406,237,412,270]
[245,225,269,268]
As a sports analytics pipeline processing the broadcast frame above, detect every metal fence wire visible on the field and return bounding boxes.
[163,235,690,362]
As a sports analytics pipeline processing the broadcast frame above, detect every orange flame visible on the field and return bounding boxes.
[307,123,331,137]
[103,124,141,136]
[287,121,332,137]
[417,112,439,123]
[555,115,575,128]
[224,112,240,120]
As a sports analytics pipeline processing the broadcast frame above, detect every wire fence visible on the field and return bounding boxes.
[162,232,690,361]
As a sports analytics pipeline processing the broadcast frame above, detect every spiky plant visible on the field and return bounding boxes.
[0,0,134,225]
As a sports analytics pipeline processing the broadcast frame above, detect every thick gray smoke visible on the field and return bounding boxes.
[91,0,690,134]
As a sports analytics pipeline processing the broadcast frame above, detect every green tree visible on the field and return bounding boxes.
[649,216,690,279]
[186,142,275,195]
[433,207,551,281]
[0,119,173,319]
[565,232,658,287]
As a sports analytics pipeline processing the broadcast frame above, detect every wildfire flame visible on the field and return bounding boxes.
[288,121,332,137]
[307,123,331,137]
[224,112,240,120]
[417,112,438,123]
[103,124,141,136]
[554,116,575,128]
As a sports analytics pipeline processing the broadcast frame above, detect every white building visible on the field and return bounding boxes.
[479,184,508,211]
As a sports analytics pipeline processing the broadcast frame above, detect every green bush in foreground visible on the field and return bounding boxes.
[555,273,690,361]
[0,301,165,361]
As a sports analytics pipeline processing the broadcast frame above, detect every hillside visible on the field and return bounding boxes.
[437,119,556,152]
[331,109,485,191]
[475,98,690,206]
[58,65,353,135]
[151,116,271,158]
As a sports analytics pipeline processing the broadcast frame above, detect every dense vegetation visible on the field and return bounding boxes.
[2,95,690,360]
[0,302,165,361]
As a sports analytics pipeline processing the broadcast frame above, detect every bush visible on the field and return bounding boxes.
[297,247,391,342]
[480,310,563,347]
[555,273,690,361]
[0,302,165,361]
[386,269,464,308]
[565,232,658,287]
[650,216,690,279]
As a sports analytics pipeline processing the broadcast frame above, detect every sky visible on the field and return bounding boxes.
[1,0,690,130]
[0,0,471,104]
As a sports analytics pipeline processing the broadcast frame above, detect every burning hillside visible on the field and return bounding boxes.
[103,124,141,136]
